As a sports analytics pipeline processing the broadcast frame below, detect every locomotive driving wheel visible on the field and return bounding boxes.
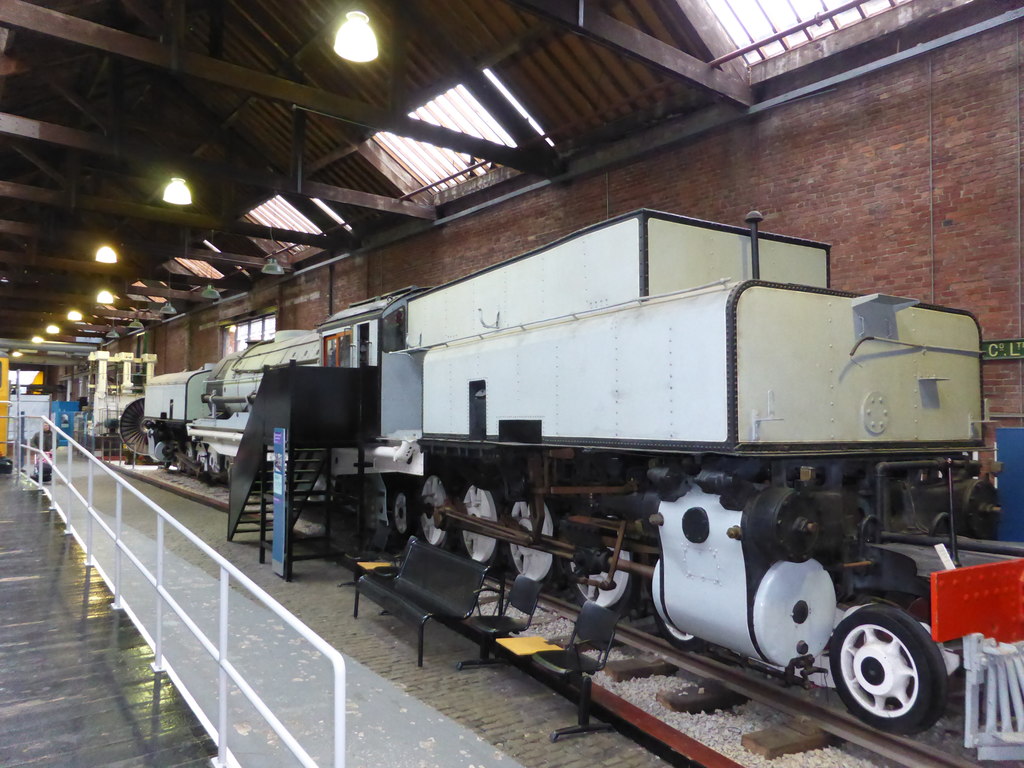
[419,475,449,547]
[829,605,948,734]
[573,549,634,610]
[461,486,499,563]
[508,501,554,580]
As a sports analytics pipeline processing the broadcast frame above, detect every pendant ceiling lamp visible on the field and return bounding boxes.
[95,245,118,263]
[261,256,285,275]
[67,310,83,322]
[106,327,120,339]
[333,11,378,62]
[200,284,220,300]
[163,177,192,205]
[159,301,178,316]
[128,318,145,330]
[96,289,115,304]
[45,324,59,334]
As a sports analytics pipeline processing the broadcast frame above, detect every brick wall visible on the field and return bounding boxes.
[144,23,1023,432]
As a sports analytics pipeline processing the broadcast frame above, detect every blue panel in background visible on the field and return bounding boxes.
[997,427,1024,541]
[50,401,80,447]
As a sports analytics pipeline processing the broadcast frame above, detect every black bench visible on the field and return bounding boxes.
[353,536,488,666]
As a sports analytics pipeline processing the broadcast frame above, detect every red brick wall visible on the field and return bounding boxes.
[145,23,1023,432]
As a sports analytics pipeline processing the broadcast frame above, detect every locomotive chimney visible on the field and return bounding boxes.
[745,210,763,280]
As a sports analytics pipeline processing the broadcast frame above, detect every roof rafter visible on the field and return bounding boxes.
[0,0,558,177]
[0,179,329,247]
[503,0,752,106]
[0,111,435,221]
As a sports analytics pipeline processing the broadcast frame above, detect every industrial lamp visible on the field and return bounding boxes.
[96,289,115,304]
[200,284,220,300]
[159,301,178,316]
[128,318,144,330]
[261,256,285,275]
[45,324,59,334]
[67,310,83,322]
[333,11,378,62]
[95,245,118,263]
[31,336,43,344]
[162,177,192,205]
[106,327,120,339]
[11,351,22,358]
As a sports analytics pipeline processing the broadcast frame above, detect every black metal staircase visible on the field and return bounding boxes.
[224,363,379,578]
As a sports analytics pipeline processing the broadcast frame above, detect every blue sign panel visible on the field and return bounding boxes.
[272,428,288,577]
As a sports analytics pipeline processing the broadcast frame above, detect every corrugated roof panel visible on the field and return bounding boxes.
[706,0,907,64]
[372,83,517,192]
[245,195,323,235]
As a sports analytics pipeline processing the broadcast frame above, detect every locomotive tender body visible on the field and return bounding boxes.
[418,282,982,449]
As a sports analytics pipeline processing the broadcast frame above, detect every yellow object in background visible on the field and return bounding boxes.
[0,356,8,457]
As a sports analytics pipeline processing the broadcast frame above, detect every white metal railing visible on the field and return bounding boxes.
[15,414,345,768]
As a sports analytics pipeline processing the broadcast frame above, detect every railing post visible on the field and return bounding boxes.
[65,442,74,536]
[152,516,165,674]
[215,567,231,768]
[16,411,24,477]
[85,459,95,567]
[112,483,123,610]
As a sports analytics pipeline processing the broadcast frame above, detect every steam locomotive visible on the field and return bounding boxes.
[123,210,1010,735]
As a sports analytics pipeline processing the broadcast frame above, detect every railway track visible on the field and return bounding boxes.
[536,594,977,768]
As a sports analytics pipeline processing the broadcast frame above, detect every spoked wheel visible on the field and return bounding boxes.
[829,605,948,734]
[419,475,449,547]
[573,549,635,610]
[461,486,499,563]
[507,501,554,581]
[119,398,148,455]
[390,489,410,536]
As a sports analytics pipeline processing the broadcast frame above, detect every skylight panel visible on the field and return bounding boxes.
[483,68,555,148]
[707,0,908,64]
[246,195,322,235]
[312,198,353,231]
[372,84,517,193]
[175,258,224,280]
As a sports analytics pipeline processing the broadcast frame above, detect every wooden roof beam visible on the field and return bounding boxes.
[0,179,329,247]
[0,0,557,177]
[0,111,435,221]
[503,0,752,106]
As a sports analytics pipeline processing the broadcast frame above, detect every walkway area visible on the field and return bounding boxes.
[0,473,215,767]
[2,455,669,768]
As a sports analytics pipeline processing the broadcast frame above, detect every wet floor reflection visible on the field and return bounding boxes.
[0,475,216,767]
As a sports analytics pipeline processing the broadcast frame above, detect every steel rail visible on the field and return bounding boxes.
[537,594,977,768]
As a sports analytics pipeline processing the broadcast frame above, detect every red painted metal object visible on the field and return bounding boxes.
[931,559,1024,643]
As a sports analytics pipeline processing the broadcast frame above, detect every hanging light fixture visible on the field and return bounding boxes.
[261,256,285,275]
[96,289,115,304]
[11,350,22,358]
[95,245,118,263]
[200,284,220,300]
[106,327,120,339]
[162,177,192,205]
[45,324,60,334]
[159,301,178,316]
[333,11,378,62]
[67,309,83,322]
[128,318,145,330]
[31,336,44,344]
